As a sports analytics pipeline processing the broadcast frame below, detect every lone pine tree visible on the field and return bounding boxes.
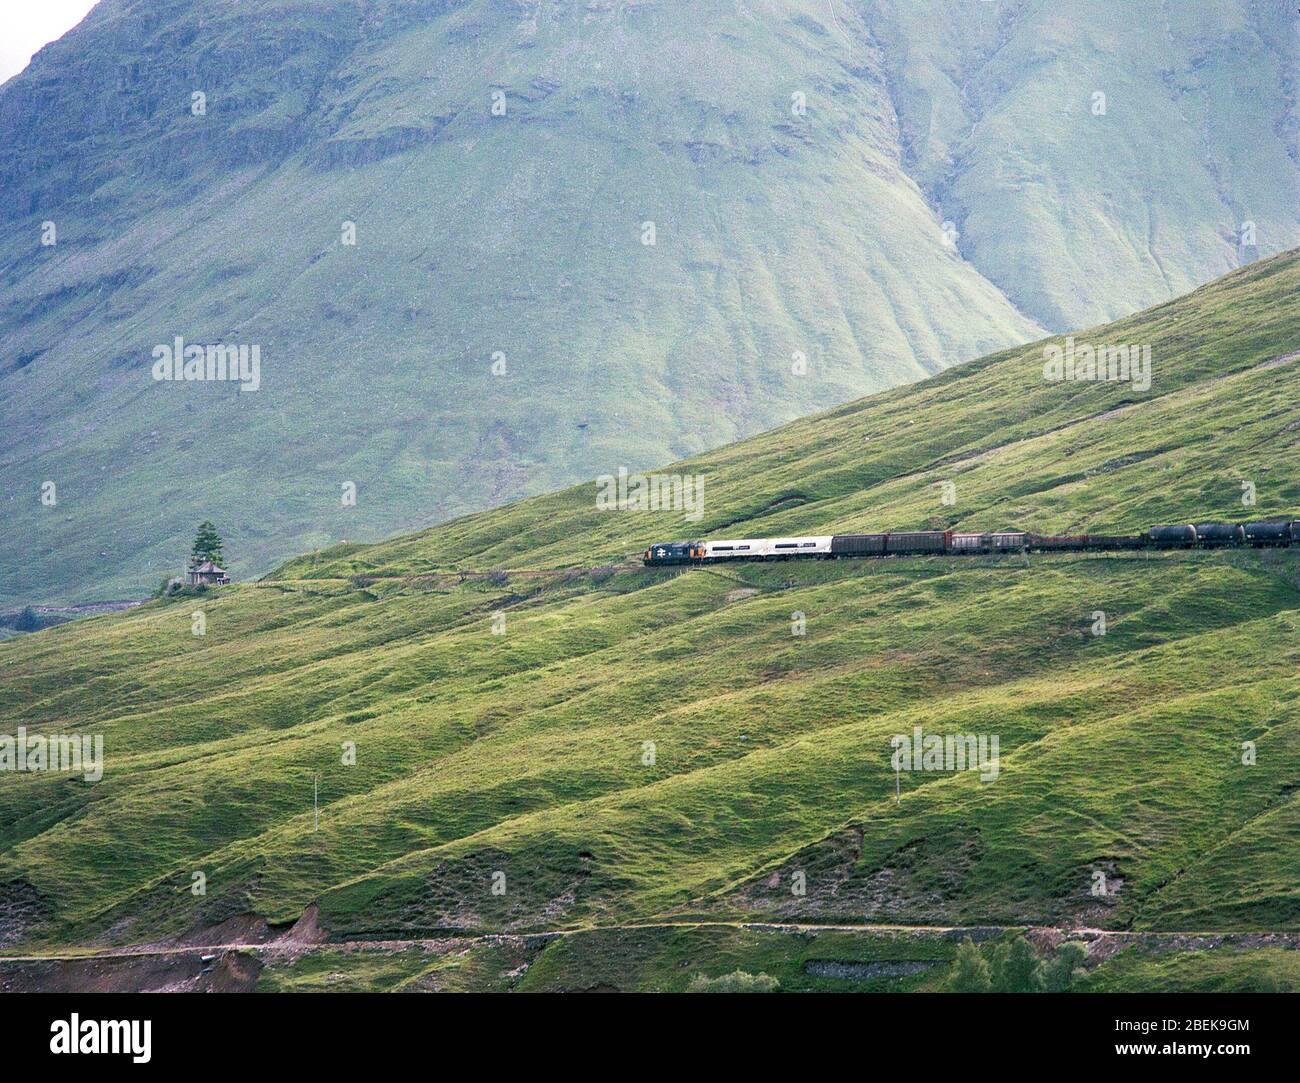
[189,521,225,568]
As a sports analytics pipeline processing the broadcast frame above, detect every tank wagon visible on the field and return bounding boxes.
[1194,523,1246,546]
[643,519,1300,566]
[1244,521,1293,546]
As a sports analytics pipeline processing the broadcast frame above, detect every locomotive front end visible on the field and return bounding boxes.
[643,541,700,566]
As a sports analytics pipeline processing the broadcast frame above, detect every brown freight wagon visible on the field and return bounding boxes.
[949,532,988,553]
[830,533,888,556]
[884,531,949,555]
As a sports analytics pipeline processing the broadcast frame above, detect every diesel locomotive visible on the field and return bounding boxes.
[642,520,1300,566]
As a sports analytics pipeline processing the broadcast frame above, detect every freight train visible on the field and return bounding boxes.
[642,520,1300,566]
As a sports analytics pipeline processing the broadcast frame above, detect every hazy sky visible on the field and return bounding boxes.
[0,1,100,85]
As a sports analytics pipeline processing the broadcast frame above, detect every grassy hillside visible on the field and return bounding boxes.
[1,251,1299,991]
[3,0,1296,607]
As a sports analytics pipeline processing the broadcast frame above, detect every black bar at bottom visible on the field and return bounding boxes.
[0,990,1285,1068]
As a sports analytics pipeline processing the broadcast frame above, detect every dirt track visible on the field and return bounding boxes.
[5,919,1300,992]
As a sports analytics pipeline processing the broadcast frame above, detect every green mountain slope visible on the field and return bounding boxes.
[0,0,1041,607]
[870,0,1300,329]
[3,0,1296,607]
[2,252,1298,991]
